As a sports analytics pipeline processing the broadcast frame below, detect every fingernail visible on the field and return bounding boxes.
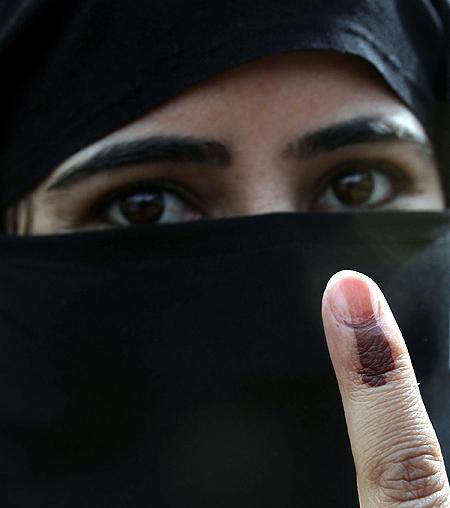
[327,273,381,329]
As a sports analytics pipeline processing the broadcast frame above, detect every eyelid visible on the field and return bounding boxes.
[84,178,206,221]
[312,158,414,198]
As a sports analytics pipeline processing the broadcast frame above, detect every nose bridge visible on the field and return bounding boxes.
[214,158,301,217]
[232,194,299,215]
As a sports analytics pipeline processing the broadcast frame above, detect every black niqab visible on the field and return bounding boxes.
[0,1,449,507]
[0,0,449,207]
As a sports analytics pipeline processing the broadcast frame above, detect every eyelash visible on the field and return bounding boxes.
[85,179,203,219]
[81,159,414,224]
[311,159,412,206]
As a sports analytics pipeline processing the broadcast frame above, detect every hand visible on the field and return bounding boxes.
[322,270,450,507]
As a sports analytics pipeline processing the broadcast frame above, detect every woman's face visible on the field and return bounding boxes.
[6,52,445,235]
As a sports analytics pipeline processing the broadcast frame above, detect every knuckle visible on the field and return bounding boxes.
[368,443,449,506]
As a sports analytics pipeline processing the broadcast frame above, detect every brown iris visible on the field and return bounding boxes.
[332,170,374,205]
[119,189,164,224]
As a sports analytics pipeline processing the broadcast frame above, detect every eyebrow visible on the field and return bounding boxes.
[286,116,434,160]
[47,116,434,192]
[47,137,231,191]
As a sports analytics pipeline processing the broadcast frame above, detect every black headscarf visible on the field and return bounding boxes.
[0,1,448,507]
[0,0,449,207]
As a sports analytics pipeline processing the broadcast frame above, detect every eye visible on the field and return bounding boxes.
[311,162,409,211]
[91,182,204,227]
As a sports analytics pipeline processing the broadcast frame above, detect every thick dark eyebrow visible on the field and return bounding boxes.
[47,137,231,191]
[285,116,434,160]
[47,117,434,192]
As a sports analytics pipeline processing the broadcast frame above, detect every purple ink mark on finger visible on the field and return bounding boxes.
[329,276,396,387]
[346,317,395,387]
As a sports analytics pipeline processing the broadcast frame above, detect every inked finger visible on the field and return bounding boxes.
[322,270,449,507]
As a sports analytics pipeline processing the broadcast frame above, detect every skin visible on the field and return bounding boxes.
[6,52,449,505]
[4,51,445,234]
[323,271,449,506]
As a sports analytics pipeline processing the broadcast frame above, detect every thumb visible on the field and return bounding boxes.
[322,270,450,507]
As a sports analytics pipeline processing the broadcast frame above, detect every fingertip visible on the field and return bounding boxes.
[323,271,381,328]
[322,270,378,319]
[324,270,376,294]
[322,269,412,390]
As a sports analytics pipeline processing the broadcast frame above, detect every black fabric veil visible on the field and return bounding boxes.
[0,1,449,506]
[1,0,449,206]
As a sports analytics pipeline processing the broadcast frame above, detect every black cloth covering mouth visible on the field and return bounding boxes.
[0,0,449,209]
[0,212,448,507]
[0,1,449,506]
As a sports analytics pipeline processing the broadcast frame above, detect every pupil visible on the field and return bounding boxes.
[119,190,164,224]
[333,171,374,205]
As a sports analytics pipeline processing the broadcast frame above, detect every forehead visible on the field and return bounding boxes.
[51,51,428,176]
[105,52,424,140]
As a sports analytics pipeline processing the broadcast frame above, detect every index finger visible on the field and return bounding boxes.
[322,270,450,507]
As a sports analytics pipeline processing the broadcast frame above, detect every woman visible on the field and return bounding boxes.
[0,0,449,506]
